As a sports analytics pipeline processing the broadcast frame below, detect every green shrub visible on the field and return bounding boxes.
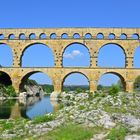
[6,85,17,97]
[59,103,64,109]
[42,84,54,93]
[0,84,17,97]
[94,92,100,97]
[97,84,103,90]
[33,114,55,124]
[43,124,94,140]
[107,125,128,140]
[88,92,94,100]
[76,88,83,93]
[65,95,71,100]
[109,84,120,96]
[25,79,38,86]
[94,92,105,97]
[78,105,85,110]
[1,121,14,131]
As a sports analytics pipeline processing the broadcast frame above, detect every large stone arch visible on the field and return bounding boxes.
[62,71,90,91]
[20,42,55,67]
[62,42,91,67]
[97,43,126,67]
[98,71,126,91]
[19,71,54,92]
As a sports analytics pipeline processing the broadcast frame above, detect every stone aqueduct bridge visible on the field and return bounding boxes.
[1,27,140,93]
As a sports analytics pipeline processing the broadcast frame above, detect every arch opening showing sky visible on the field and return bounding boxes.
[98,73,125,91]
[21,44,54,67]
[0,44,13,67]
[98,73,122,87]
[20,72,53,92]
[134,46,140,68]
[28,72,52,85]
[63,43,90,67]
[98,44,125,68]
[63,73,89,91]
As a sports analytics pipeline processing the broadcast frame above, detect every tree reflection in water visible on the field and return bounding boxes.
[0,99,16,119]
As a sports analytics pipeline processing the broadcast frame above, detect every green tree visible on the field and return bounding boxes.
[109,84,120,96]
[42,84,54,93]
[6,85,17,97]
[117,80,123,90]
[97,84,103,90]
[25,79,38,86]
[76,88,83,93]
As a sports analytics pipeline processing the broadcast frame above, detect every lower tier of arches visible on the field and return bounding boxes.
[0,67,139,94]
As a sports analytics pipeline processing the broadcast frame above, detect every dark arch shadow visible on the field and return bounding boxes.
[0,71,12,86]
[0,71,13,119]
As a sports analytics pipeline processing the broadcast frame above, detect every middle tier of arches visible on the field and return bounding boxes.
[0,40,139,68]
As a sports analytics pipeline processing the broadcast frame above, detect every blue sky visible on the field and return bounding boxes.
[0,0,140,28]
[0,0,140,87]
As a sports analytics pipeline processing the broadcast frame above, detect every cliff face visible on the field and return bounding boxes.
[24,85,45,97]
[19,85,46,105]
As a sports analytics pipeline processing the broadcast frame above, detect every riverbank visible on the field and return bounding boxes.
[0,91,140,140]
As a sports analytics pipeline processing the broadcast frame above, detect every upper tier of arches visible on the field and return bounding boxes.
[0,30,140,40]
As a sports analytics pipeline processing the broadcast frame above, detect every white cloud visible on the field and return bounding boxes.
[64,50,83,59]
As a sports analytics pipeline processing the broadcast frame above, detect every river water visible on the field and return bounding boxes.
[0,95,59,119]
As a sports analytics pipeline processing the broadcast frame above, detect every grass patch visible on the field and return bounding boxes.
[37,124,103,140]
[107,125,129,140]
[0,119,28,132]
[78,105,86,110]
[32,114,55,124]
[104,105,127,114]
[1,121,14,130]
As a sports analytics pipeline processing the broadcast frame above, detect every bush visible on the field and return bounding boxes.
[109,84,120,96]
[44,124,94,140]
[78,105,85,110]
[65,95,71,100]
[93,92,106,98]
[107,125,128,140]
[76,88,83,93]
[0,84,16,97]
[33,114,55,124]
[59,103,64,109]
[42,84,54,93]
[6,85,17,97]
[97,84,103,90]
[25,79,38,86]
[88,92,94,100]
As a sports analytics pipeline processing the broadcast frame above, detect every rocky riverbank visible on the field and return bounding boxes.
[0,91,140,140]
